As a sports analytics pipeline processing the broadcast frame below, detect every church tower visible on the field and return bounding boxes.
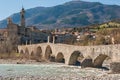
[20,7,25,27]
[19,7,26,35]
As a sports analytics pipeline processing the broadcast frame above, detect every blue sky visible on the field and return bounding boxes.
[0,0,120,20]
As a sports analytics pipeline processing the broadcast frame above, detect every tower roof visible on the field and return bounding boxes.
[21,7,25,13]
[22,7,24,11]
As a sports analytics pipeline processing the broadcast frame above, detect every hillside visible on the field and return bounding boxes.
[0,1,120,29]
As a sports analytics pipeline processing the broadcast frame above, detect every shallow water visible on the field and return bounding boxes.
[0,63,106,77]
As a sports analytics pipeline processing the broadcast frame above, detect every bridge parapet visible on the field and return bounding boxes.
[18,43,120,66]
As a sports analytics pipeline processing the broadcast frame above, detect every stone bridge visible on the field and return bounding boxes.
[18,43,120,67]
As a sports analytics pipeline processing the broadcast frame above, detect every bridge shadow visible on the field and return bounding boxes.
[56,52,65,63]
[94,66,110,71]
[75,61,81,66]
[101,67,109,70]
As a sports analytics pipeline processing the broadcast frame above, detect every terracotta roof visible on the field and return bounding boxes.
[0,29,7,33]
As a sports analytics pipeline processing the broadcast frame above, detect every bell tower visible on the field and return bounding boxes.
[19,7,26,36]
[20,7,25,27]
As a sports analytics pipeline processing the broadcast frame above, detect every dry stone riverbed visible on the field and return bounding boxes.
[0,63,120,80]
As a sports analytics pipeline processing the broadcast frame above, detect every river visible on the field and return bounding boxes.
[0,63,120,80]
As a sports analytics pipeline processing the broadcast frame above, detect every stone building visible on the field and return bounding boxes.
[0,8,49,45]
[0,29,7,42]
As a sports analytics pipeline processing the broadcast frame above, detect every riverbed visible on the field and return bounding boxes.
[0,63,120,80]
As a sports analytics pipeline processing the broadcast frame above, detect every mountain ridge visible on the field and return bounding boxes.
[0,1,120,29]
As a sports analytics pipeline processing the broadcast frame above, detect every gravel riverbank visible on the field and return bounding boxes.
[0,59,119,80]
[0,74,120,80]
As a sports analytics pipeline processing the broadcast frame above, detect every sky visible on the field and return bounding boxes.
[0,0,120,20]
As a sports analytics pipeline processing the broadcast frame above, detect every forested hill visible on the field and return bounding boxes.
[0,1,120,29]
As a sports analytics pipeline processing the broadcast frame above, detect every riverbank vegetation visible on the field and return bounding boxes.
[69,20,120,46]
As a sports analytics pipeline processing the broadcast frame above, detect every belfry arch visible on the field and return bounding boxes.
[45,45,52,61]
[56,52,65,63]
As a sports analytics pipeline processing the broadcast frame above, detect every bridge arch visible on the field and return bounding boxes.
[81,56,93,68]
[20,50,24,54]
[93,54,111,68]
[25,48,29,59]
[68,51,84,66]
[31,51,34,56]
[25,48,29,54]
[45,45,52,61]
[30,51,35,60]
[56,52,65,63]
[35,46,42,60]
[19,49,24,59]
